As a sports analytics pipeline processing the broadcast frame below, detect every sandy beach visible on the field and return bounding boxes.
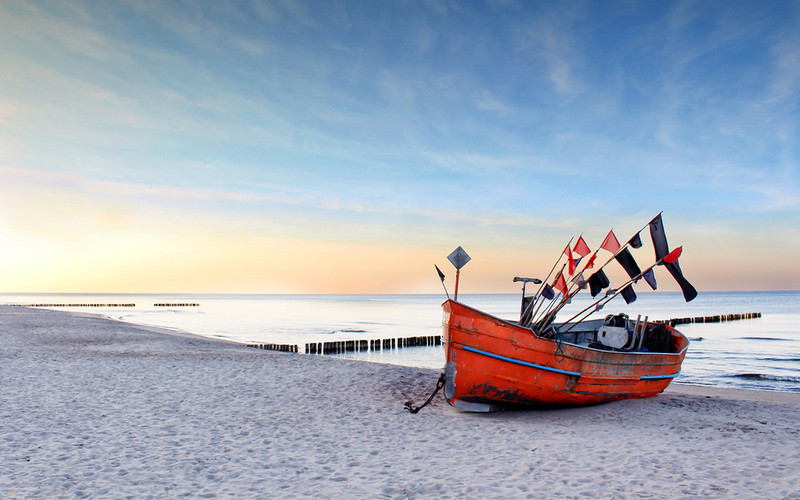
[2,306,799,499]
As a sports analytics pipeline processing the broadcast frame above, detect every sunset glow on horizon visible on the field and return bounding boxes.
[1,1,798,295]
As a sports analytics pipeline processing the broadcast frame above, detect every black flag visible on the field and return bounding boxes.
[620,284,637,304]
[666,263,697,301]
[649,214,697,301]
[615,248,642,280]
[649,214,670,262]
[643,268,657,290]
[628,232,643,249]
[588,269,610,297]
[435,264,445,283]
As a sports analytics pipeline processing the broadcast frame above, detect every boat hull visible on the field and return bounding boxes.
[442,300,689,411]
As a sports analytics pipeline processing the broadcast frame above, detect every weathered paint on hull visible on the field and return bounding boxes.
[442,300,689,411]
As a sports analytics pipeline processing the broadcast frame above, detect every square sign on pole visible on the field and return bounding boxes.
[447,246,471,270]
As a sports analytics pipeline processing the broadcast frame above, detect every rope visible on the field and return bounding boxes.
[404,373,446,414]
[541,324,566,362]
[554,329,566,362]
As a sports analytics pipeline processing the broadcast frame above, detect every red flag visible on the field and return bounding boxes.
[600,230,621,253]
[585,250,598,270]
[663,246,682,264]
[563,244,576,275]
[553,272,568,295]
[573,236,591,258]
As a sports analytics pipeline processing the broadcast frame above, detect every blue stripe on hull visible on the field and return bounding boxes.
[461,345,582,377]
[460,345,679,381]
[640,372,680,380]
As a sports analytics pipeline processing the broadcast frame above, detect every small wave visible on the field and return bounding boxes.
[737,337,793,342]
[730,373,800,383]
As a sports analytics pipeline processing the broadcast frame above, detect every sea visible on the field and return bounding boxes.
[2,291,799,393]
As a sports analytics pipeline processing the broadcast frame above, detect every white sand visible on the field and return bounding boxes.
[2,306,799,499]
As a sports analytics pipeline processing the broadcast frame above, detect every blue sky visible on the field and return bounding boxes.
[1,0,798,293]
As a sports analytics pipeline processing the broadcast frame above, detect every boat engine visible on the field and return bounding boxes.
[597,314,630,349]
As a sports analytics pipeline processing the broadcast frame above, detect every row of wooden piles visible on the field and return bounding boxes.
[307,335,442,354]
[245,335,442,355]
[12,303,199,307]
[246,343,299,353]
[11,303,136,307]
[661,312,761,326]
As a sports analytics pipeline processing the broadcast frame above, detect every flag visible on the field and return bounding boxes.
[643,268,657,290]
[587,269,610,297]
[601,230,621,253]
[553,272,568,295]
[541,284,555,300]
[628,232,643,249]
[563,244,576,275]
[663,246,682,264]
[614,248,642,280]
[435,264,445,283]
[649,215,697,301]
[573,236,591,258]
[649,214,669,261]
[620,285,637,304]
[576,272,588,290]
[667,262,697,302]
[585,250,598,270]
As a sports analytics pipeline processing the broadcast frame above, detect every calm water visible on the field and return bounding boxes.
[2,291,799,393]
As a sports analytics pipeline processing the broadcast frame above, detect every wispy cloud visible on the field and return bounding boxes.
[2,0,798,291]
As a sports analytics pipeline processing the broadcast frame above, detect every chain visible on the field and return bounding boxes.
[404,373,446,414]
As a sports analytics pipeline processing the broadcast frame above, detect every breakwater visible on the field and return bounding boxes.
[246,343,299,353]
[244,335,442,355]
[12,303,201,308]
[306,335,442,355]
[12,303,136,308]
[662,312,761,326]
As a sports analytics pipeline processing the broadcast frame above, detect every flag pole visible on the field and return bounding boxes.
[546,213,663,324]
[434,265,450,299]
[532,288,570,333]
[528,262,568,325]
[558,246,681,333]
[533,232,611,331]
[520,237,574,325]
[588,213,662,277]
[529,237,573,303]
[529,263,569,330]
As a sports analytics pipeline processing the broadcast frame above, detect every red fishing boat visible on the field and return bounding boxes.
[442,299,689,411]
[431,215,695,412]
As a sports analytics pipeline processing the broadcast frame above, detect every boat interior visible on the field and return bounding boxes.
[532,313,679,354]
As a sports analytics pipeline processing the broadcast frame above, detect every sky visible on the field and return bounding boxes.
[0,0,798,294]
